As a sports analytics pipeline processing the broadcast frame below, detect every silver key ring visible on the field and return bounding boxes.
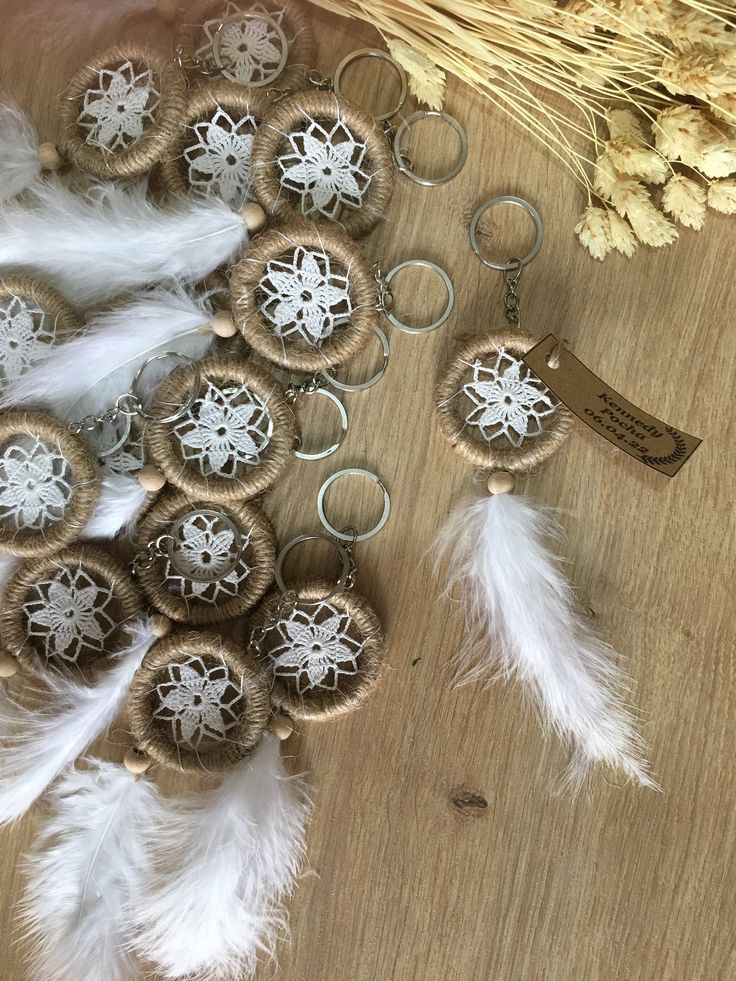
[211,11,289,87]
[292,387,348,460]
[167,509,243,583]
[275,532,351,599]
[393,111,468,186]
[469,196,544,271]
[322,324,390,392]
[333,48,408,123]
[383,260,454,334]
[87,412,132,461]
[130,352,201,423]
[317,468,390,543]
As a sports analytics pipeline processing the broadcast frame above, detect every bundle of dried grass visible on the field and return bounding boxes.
[306,0,736,259]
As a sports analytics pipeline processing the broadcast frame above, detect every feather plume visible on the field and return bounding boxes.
[0,554,23,731]
[0,97,41,203]
[436,494,655,790]
[131,733,312,980]
[0,179,249,307]
[20,759,162,981]
[0,617,158,824]
[82,473,149,542]
[1,285,216,414]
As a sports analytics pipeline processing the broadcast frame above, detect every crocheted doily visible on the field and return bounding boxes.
[77,59,160,151]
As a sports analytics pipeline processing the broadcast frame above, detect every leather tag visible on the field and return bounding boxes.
[523,335,701,477]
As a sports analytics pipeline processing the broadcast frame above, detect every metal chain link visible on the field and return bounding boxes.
[373,263,394,313]
[131,534,178,577]
[285,374,323,403]
[502,256,523,326]
[248,589,298,659]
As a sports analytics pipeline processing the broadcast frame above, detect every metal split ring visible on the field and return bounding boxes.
[292,387,349,460]
[211,11,289,87]
[383,260,454,334]
[333,48,407,123]
[393,111,468,186]
[469,196,544,271]
[130,352,201,424]
[322,324,390,392]
[317,468,390,543]
[275,533,351,598]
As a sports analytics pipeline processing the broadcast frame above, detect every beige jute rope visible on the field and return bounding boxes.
[134,490,277,625]
[0,410,99,557]
[230,219,378,371]
[435,329,573,474]
[59,44,187,179]
[0,543,143,675]
[145,355,295,501]
[248,578,384,721]
[128,630,270,773]
[251,90,395,239]
[0,275,80,340]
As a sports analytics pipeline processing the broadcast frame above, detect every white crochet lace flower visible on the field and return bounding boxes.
[258,246,353,346]
[184,107,257,209]
[278,118,372,220]
[199,1,287,85]
[268,601,364,694]
[153,656,243,751]
[23,566,116,666]
[0,295,56,390]
[463,350,556,447]
[78,60,160,151]
[174,382,274,478]
[0,436,73,530]
[165,513,252,604]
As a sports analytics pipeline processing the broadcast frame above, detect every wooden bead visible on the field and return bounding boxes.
[138,465,167,492]
[210,310,238,338]
[155,0,179,24]
[241,202,267,234]
[0,651,18,678]
[151,613,172,638]
[37,142,63,171]
[124,747,152,775]
[487,471,515,495]
[270,714,293,741]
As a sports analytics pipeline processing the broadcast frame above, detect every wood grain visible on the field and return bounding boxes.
[1,3,734,979]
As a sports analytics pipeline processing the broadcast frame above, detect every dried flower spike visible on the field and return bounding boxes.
[575,206,611,260]
[386,38,446,110]
[707,179,736,214]
[662,174,707,229]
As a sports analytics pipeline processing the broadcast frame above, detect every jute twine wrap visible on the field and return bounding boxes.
[435,329,573,474]
[0,275,80,340]
[251,90,394,239]
[249,579,384,720]
[176,0,315,94]
[230,219,378,371]
[158,82,270,199]
[145,355,295,501]
[134,490,277,624]
[59,44,187,179]
[128,630,270,773]
[0,544,143,675]
[0,411,99,556]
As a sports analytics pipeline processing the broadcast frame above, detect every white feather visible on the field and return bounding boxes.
[436,494,655,790]
[1,285,216,414]
[0,97,41,202]
[82,473,149,541]
[131,733,312,980]
[20,759,162,981]
[0,617,158,824]
[0,178,248,307]
[0,554,23,731]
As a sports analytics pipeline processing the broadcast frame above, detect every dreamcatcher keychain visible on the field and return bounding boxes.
[434,195,654,790]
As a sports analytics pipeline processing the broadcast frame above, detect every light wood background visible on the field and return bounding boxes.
[1,2,735,979]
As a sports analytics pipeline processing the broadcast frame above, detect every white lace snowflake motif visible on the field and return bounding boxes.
[153,656,243,752]
[0,436,73,531]
[23,566,116,666]
[268,601,364,694]
[258,247,353,346]
[199,1,287,85]
[184,107,257,209]
[165,514,252,605]
[78,60,160,151]
[463,349,556,447]
[278,118,372,220]
[0,295,56,390]
[174,382,274,478]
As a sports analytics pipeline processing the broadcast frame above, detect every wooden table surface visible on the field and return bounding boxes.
[1,3,734,979]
